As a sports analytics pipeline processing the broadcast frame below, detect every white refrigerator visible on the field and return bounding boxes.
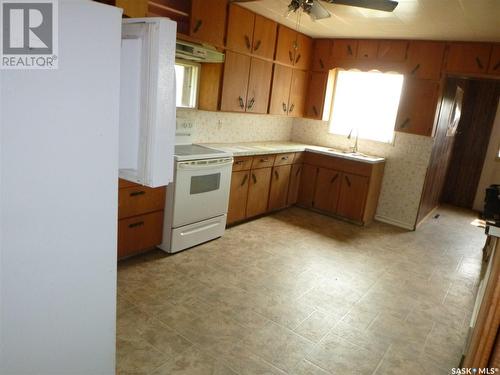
[0,1,175,374]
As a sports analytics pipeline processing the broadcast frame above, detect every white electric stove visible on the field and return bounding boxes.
[159,124,233,253]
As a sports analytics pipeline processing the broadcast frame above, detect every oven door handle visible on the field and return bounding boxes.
[177,160,234,170]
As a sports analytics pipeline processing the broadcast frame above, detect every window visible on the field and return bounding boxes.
[328,70,404,143]
[175,60,200,108]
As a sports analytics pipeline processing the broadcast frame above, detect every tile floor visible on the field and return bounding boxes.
[117,206,485,375]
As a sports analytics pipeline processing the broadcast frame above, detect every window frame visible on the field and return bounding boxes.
[175,59,201,109]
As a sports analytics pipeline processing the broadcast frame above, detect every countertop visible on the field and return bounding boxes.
[202,141,386,164]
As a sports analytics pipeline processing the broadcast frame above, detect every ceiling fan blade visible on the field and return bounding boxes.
[307,1,331,20]
[324,0,398,12]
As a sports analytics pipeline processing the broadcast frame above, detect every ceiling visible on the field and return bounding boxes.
[238,0,500,42]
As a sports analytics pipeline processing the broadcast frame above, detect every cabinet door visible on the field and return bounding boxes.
[331,39,358,61]
[305,72,328,120]
[287,164,302,206]
[190,0,227,47]
[269,64,293,116]
[336,173,369,222]
[297,164,317,208]
[294,33,313,70]
[357,40,379,60]
[487,45,500,75]
[395,78,440,137]
[312,39,332,71]
[246,58,273,114]
[226,4,255,54]
[118,211,164,258]
[118,185,166,219]
[275,25,297,66]
[288,69,308,118]
[313,168,341,213]
[220,51,251,112]
[227,170,250,224]
[406,41,445,80]
[445,43,492,74]
[377,41,408,62]
[246,167,272,218]
[268,165,292,211]
[252,14,277,60]
[116,0,147,17]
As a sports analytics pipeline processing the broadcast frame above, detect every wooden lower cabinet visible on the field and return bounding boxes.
[246,167,272,218]
[297,164,318,208]
[336,173,369,221]
[268,164,292,211]
[287,163,302,206]
[312,168,341,213]
[227,170,250,224]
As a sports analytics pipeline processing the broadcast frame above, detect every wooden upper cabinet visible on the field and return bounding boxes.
[116,0,147,17]
[275,25,298,66]
[336,173,369,222]
[268,165,292,211]
[305,72,328,120]
[246,167,272,218]
[332,39,358,61]
[487,44,500,75]
[269,64,293,115]
[252,14,278,60]
[313,168,341,213]
[312,39,332,71]
[190,0,227,47]
[221,51,251,112]
[357,40,379,60]
[227,170,250,224]
[395,78,440,137]
[288,69,308,118]
[445,43,492,74]
[406,41,445,80]
[377,40,408,62]
[246,58,273,114]
[226,4,255,54]
[295,33,313,70]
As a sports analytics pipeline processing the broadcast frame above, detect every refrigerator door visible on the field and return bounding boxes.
[119,18,176,188]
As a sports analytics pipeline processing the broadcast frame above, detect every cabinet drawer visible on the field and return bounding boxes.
[118,186,166,219]
[233,156,253,171]
[118,211,164,258]
[304,152,372,177]
[252,154,276,169]
[274,153,295,166]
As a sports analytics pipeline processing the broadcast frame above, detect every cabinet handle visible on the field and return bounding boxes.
[345,175,351,187]
[399,118,410,129]
[235,160,244,165]
[475,57,484,69]
[274,170,279,179]
[289,50,294,63]
[260,158,269,162]
[240,174,248,186]
[295,166,302,176]
[244,35,251,50]
[289,104,295,113]
[247,97,255,110]
[280,156,289,161]
[330,174,339,183]
[410,63,421,75]
[253,40,262,52]
[128,221,144,228]
[312,105,318,116]
[193,19,202,33]
[282,102,287,113]
[295,53,301,64]
[347,44,353,56]
[319,58,324,69]
[130,191,146,197]
[493,61,500,71]
[238,96,245,109]
[252,173,257,184]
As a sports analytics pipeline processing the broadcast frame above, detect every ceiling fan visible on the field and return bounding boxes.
[232,0,399,20]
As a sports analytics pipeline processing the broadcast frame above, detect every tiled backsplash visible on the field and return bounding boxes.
[292,118,434,229]
[177,108,293,143]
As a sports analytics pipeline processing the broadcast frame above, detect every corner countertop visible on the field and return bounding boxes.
[201,141,385,164]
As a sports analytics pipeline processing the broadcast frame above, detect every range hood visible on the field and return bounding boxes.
[175,39,225,63]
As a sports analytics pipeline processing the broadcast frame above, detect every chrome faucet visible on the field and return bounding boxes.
[347,128,359,153]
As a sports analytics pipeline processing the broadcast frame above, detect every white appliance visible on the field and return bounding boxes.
[160,127,233,253]
[119,18,176,188]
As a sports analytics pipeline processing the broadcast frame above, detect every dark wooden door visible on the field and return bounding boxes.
[442,79,500,208]
[268,165,292,211]
[220,51,251,112]
[190,0,227,47]
[287,164,302,206]
[297,164,317,208]
[226,4,255,55]
[246,167,272,218]
[227,170,250,224]
[313,168,341,213]
[336,173,369,222]
[246,58,273,114]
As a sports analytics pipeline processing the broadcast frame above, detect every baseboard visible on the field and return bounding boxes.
[375,215,415,231]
